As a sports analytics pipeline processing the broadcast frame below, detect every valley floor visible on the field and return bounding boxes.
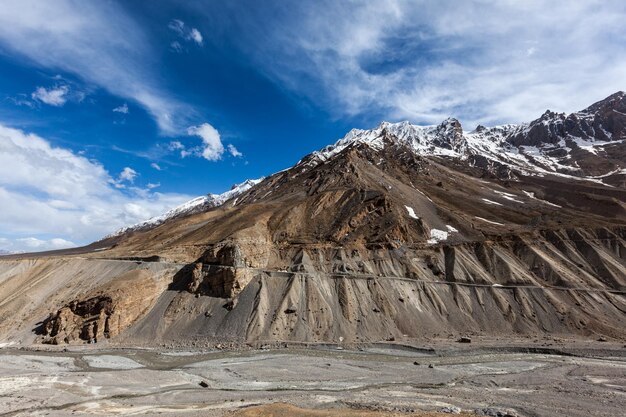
[0,340,624,417]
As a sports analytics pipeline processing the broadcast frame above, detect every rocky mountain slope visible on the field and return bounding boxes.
[0,93,624,347]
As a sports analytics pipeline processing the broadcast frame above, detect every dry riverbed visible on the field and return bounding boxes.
[0,341,624,416]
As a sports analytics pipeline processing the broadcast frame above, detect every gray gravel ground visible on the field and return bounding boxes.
[0,340,624,416]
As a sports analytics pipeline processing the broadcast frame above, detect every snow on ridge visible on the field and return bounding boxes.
[210,178,262,206]
[104,178,263,238]
[302,118,528,174]
[301,120,463,168]
[297,105,622,184]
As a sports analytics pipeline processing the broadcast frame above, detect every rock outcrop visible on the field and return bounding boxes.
[39,269,167,345]
[42,295,114,344]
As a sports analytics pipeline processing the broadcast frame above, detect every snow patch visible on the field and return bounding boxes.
[493,190,524,203]
[522,191,562,208]
[405,206,419,219]
[482,198,503,206]
[427,226,458,244]
[475,216,504,226]
[427,228,448,244]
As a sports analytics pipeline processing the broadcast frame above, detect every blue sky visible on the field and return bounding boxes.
[0,0,625,252]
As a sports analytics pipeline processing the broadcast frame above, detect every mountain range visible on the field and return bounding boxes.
[0,92,624,347]
[113,91,626,237]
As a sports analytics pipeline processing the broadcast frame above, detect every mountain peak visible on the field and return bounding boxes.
[440,116,461,125]
[582,91,626,114]
[436,117,463,134]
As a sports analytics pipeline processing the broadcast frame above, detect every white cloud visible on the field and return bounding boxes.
[0,123,194,251]
[168,141,185,151]
[163,126,232,162]
[167,140,190,158]
[16,237,75,250]
[227,144,243,157]
[150,162,162,171]
[123,203,149,219]
[217,0,626,126]
[31,85,69,106]
[187,123,224,161]
[189,28,203,46]
[118,167,138,183]
[169,19,203,47]
[0,237,76,253]
[113,103,129,114]
[0,1,194,134]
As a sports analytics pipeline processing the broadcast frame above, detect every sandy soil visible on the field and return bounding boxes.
[0,342,624,417]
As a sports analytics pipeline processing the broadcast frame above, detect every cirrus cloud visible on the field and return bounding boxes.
[169,19,204,48]
[0,1,199,134]
[206,0,626,127]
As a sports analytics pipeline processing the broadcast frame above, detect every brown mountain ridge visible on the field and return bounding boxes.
[0,93,625,347]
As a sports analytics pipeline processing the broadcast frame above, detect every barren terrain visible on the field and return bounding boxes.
[0,342,624,416]
[1,93,625,416]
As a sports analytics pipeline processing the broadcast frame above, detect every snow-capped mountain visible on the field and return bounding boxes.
[297,91,626,184]
[107,178,263,237]
[298,118,464,167]
[108,92,626,239]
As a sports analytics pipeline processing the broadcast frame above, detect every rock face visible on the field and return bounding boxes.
[509,91,626,147]
[42,296,114,344]
[186,240,271,298]
[1,93,625,346]
[39,269,167,345]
